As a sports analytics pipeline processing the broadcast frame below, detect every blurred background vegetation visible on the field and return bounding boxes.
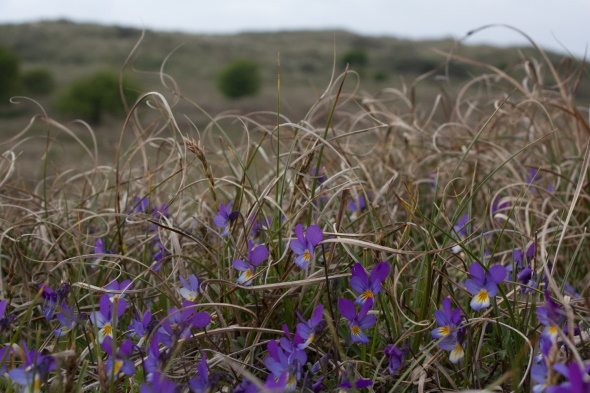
[0,20,588,175]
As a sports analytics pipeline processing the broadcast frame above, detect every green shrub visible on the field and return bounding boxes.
[22,68,55,95]
[341,48,369,68]
[0,46,21,104]
[56,70,140,123]
[217,59,261,99]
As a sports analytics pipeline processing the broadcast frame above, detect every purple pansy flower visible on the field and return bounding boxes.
[189,355,219,393]
[232,241,269,286]
[350,262,390,305]
[102,336,135,377]
[250,217,272,244]
[464,262,507,311]
[338,365,373,390]
[546,362,590,393]
[0,299,16,333]
[295,305,325,349]
[289,224,323,270]
[264,339,307,392]
[310,167,327,184]
[54,302,81,337]
[348,195,366,220]
[214,201,239,237]
[8,342,56,393]
[338,298,376,344]
[144,336,171,382]
[430,297,462,339]
[536,291,579,340]
[179,274,201,302]
[133,196,149,213]
[527,168,541,184]
[157,301,210,347]
[439,325,467,363]
[152,242,167,272]
[491,196,509,220]
[140,371,179,393]
[90,294,126,343]
[384,344,405,375]
[451,214,470,252]
[235,379,259,393]
[39,282,69,321]
[128,310,154,347]
[104,279,132,305]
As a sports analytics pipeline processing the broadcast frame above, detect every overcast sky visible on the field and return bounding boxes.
[1,0,589,58]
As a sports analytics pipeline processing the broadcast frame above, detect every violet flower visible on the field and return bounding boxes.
[264,339,307,392]
[128,310,154,347]
[39,282,69,321]
[451,214,470,253]
[384,344,405,375]
[310,167,327,184]
[464,262,507,311]
[338,298,376,344]
[250,217,271,244]
[430,297,462,339]
[348,195,366,220]
[289,224,323,270]
[157,301,210,347]
[536,291,579,340]
[439,326,467,363]
[140,371,179,393]
[144,336,171,382]
[0,299,16,333]
[8,342,56,393]
[232,241,269,286]
[54,302,79,337]
[102,336,135,377]
[179,274,201,302]
[105,279,132,305]
[350,262,390,305]
[491,196,509,218]
[133,196,149,213]
[152,242,167,272]
[214,201,239,237]
[189,355,219,393]
[546,362,590,393]
[235,379,259,393]
[90,294,126,343]
[295,305,325,349]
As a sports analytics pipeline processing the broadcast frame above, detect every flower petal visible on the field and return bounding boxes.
[338,298,356,321]
[469,262,485,283]
[232,259,250,271]
[306,225,323,247]
[370,262,390,283]
[488,265,507,284]
[249,244,269,266]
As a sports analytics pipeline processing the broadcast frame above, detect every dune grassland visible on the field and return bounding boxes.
[0,23,589,392]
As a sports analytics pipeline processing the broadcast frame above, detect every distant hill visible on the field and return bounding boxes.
[0,20,585,126]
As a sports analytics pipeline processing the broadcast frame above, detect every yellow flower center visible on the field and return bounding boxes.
[113,360,123,375]
[476,290,489,303]
[103,323,112,337]
[361,290,374,301]
[304,250,311,261]
[351,325,361,336]
[34,375,41,393]
[439,325,451,336]
[548,326,558,336]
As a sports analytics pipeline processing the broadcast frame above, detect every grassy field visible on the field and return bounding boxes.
[0,21,589,393]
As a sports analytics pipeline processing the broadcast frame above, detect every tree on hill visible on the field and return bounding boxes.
[217,59,261,99]
[56,70,140,124]
[0,46,21,104]
[22,68,55,95]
